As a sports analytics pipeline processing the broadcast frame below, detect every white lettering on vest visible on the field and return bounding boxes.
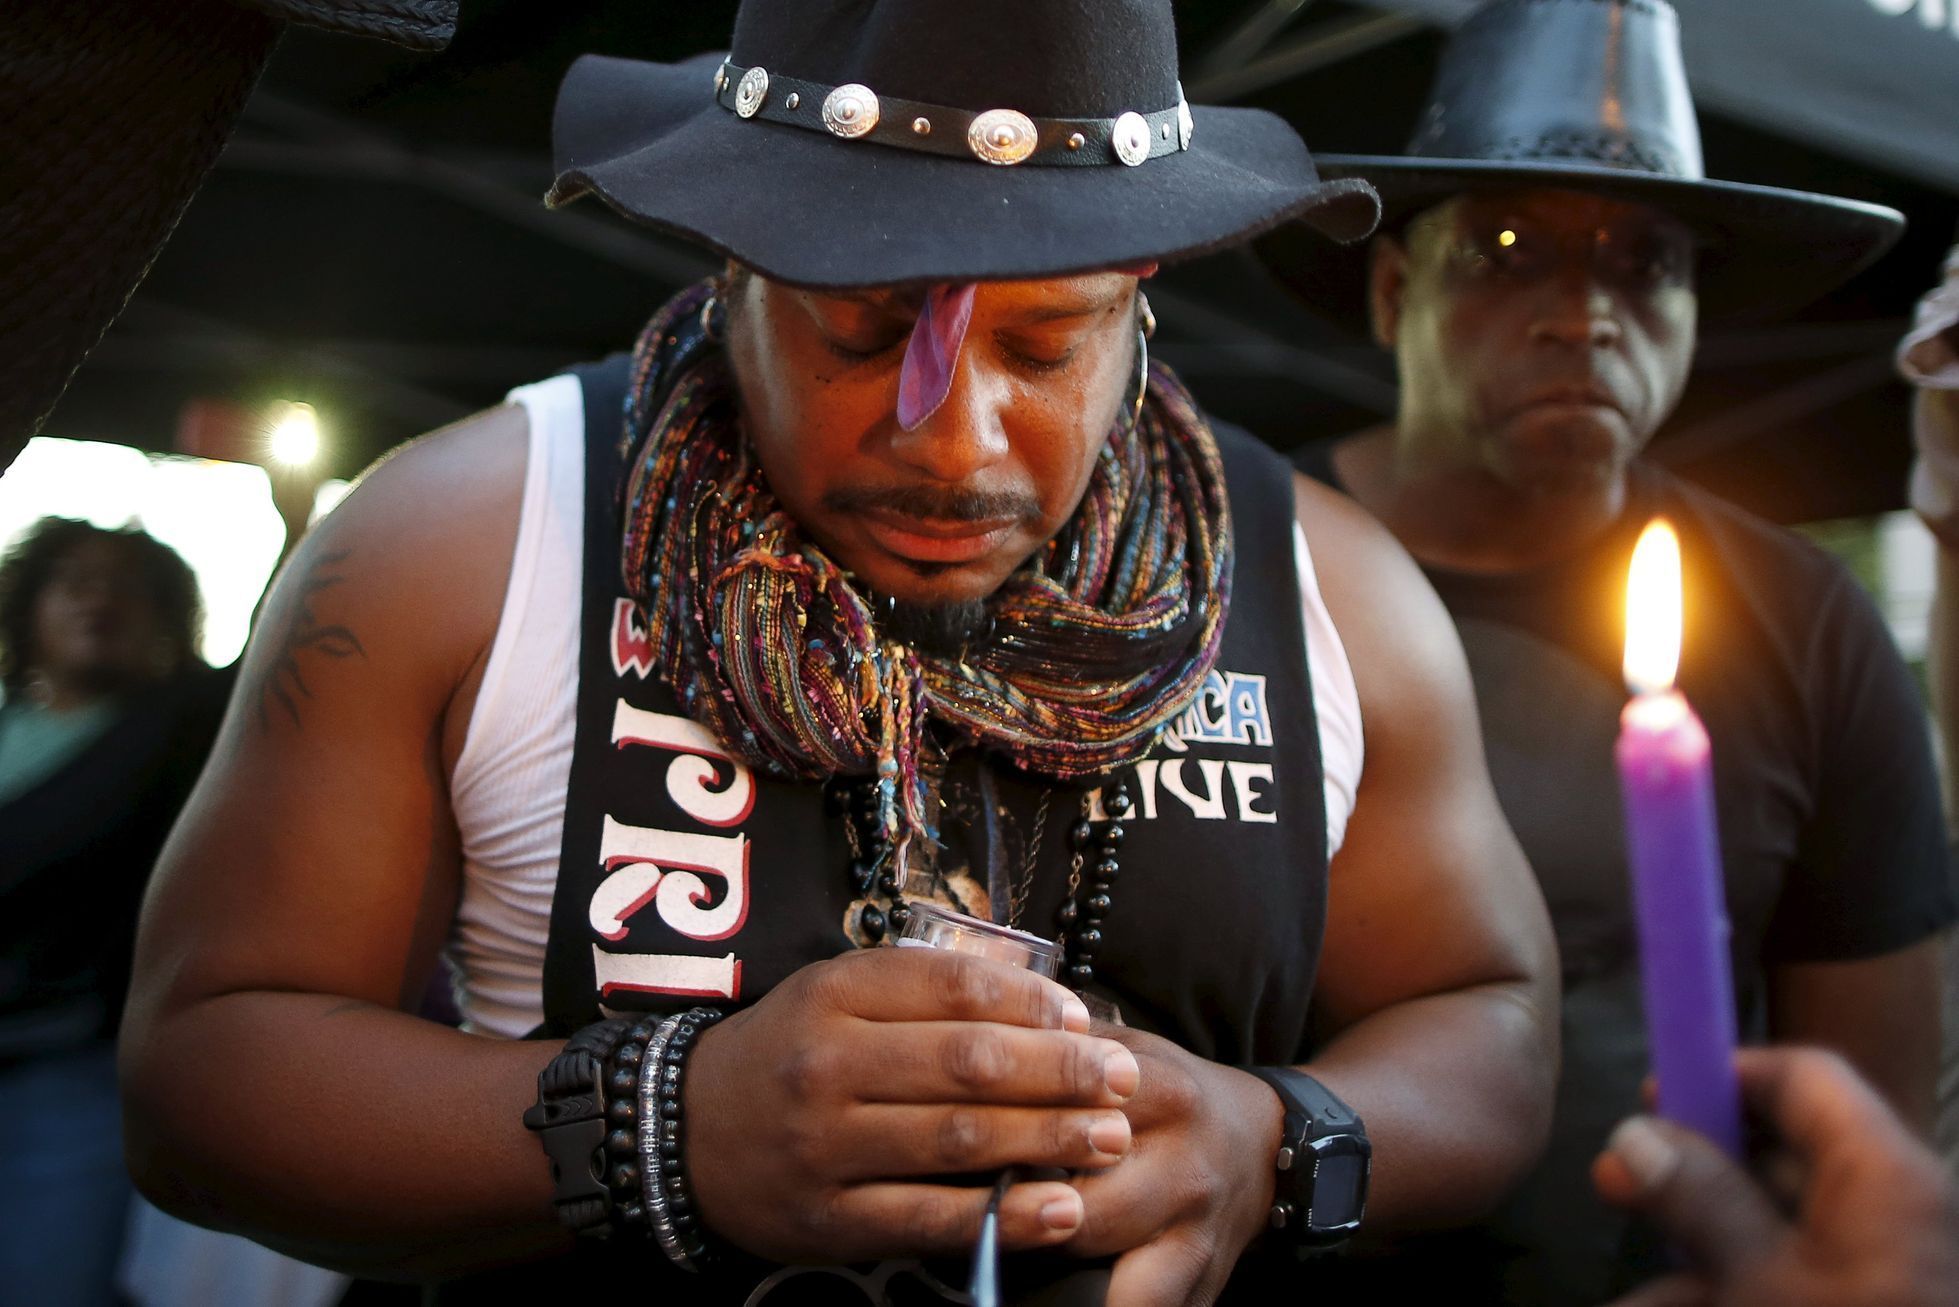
[593,816,752,942]
[593,946,740,1002]
[590,697,754,1000]
[1225,761,1279,823]
[612,701,755,827]
[1159,757,1229,821]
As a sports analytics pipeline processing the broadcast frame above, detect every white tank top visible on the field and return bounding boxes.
[447,376,1365,1039]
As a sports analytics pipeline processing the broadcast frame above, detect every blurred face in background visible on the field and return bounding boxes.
[1371,188,1698,498]
[32,535,178,697]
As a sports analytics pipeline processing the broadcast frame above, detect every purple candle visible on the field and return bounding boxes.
[1615,520,1743,1157]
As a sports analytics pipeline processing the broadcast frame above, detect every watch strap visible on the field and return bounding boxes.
[1246,1065,1364,1142]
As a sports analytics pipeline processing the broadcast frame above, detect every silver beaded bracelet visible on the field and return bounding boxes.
[635,1014,689,1267]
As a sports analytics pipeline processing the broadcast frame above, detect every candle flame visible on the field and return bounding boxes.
[1624,518,1682,695]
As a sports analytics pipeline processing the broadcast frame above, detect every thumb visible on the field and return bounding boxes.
[1596,1115,1789,1278]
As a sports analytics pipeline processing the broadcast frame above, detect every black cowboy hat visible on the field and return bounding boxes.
[546,0,1380,290]
[1256,0,1906,331]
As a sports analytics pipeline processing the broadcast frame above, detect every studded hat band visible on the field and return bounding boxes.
[713,61,1193,168]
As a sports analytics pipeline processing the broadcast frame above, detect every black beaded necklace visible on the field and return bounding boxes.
[827,770,1132,994]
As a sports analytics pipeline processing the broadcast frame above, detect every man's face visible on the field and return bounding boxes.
[726,271,1138,626]
[1373,189,1698,495]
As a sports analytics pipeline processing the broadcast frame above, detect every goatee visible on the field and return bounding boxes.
[879,596,992,658]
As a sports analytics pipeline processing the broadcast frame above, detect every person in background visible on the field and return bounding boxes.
[1593,1047,1959,1307]
[1262,1,1954,1302]
[0,518,227,1306]
[1900,238,1959,1170]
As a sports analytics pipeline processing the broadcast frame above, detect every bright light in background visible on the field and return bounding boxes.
[0,438,287,668]
[268,401,321,467]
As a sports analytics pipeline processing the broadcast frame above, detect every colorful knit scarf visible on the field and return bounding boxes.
[617,280,1232,856]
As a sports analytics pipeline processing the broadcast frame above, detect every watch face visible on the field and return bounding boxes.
[1309,1151,1366,1228]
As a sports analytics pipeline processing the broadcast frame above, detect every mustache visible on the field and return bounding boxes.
[821,483,1041,523]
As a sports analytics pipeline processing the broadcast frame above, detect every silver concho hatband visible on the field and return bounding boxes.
[734,66,770,118]
[967,109,1038,166]
[714,63,1191,168]
[822,83,880,138]
[1112,111,1152,167]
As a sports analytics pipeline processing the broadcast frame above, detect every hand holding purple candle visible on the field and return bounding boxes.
[1616,519,1744,1158]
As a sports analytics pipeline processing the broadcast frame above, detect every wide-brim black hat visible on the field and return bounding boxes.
[547,0,1380,290]
[1256,0,1905,331]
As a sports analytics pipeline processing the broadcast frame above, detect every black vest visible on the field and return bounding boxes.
[438,359,1333,1302]
[544,357,1329,1067]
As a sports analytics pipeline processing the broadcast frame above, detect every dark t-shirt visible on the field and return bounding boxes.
[1297,442,1957,1305]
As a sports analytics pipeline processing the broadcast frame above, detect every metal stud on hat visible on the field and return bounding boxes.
[968,109,1037,165]
[1112,111,1151,166]
[734,66,769,118]
[822,83,880,138]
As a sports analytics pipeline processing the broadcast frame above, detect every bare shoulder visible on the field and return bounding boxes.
[245,403,529,734]
[1289,471,1469,727]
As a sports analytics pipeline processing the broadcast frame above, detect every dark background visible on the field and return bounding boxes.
[45,0,1959,524]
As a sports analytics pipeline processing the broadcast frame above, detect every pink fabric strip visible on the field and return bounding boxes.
[893,265,1157,432]
[896,283,977,431]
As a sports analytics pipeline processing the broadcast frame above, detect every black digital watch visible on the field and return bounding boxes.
[1243,1066,1371,1253]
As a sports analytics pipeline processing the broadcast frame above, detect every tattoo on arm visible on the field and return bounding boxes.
[255,548,367,732]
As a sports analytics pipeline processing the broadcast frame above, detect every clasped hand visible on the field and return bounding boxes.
[685,949,1281,1305]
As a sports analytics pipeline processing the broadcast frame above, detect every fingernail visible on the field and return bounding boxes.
[1608,1116,1679,1193]
[1039,1193,1082,1231]
[1087,1114,1130,1155]
[1061,995,1091,1032]
[1103,1049,1139,1097]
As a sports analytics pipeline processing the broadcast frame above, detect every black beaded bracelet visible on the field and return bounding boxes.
[599,1015,667,1235]
[639,1005,728,1271]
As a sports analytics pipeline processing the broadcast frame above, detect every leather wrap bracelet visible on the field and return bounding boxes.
[521,1016,633,1236]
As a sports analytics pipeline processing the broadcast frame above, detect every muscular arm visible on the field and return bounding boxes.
[1292,473,1560,1230]
[117,406,571,1277]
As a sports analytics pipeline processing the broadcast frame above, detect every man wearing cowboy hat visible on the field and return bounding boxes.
[1265,1,1955,1302]
[117,0,1556,1302]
